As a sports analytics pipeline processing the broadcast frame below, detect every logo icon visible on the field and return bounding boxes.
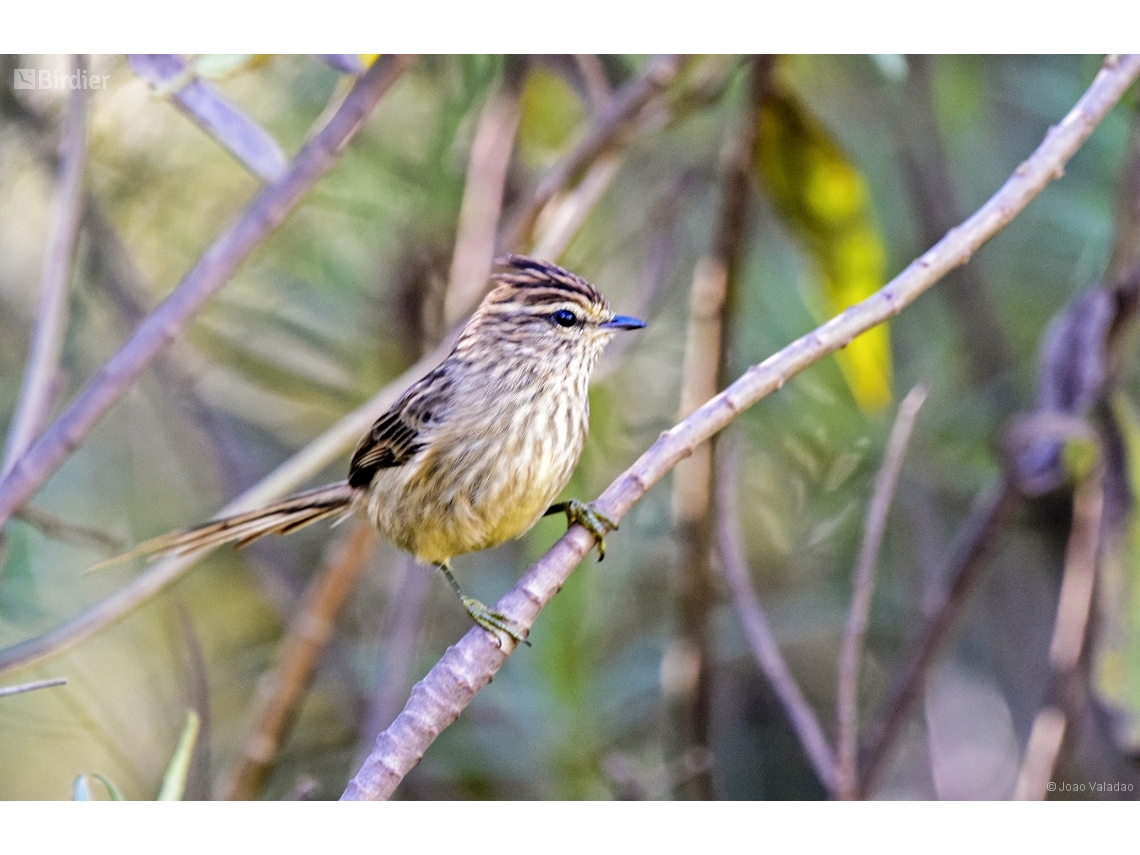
[13,69,35,90]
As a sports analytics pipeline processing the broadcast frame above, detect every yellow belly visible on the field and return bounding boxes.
[364,420,582,565]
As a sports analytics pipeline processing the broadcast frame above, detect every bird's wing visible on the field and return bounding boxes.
[347,366,450,489]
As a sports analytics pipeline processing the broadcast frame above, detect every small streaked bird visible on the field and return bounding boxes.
[99,255,645,644]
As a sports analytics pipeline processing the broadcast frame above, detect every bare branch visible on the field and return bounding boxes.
[500,55,682,253]
[128,54,289,183]
[0,54,417,530]
[14,504,123,554]
[442,81,520,328]
[354,553,432,770]
[0,677,67,698]
[715,436,837,793]
[529,156,622,261]
[319,56,366,76]
[2,56,87,477]
[0,333,453,679]
[835,382,928,800]
[573,55,613,113]
[1013,466,1105,799]
[222,522,376,800]
[667,55,769,800]
[342,55,1140,801]
[856,478,1021,797]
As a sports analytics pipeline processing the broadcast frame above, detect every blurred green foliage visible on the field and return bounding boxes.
[1,54,1139,801]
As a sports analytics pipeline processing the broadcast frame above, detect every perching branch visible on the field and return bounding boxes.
[835,382,928,800]
[2,56,87,478]
[714,436,837,793]
[0,54,417,531]
[0,51,652,679]
[342,54,1140,801]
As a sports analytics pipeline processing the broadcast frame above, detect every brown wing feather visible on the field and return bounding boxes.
[348,365,451,489]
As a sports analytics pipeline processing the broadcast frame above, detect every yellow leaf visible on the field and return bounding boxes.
[755,91,892,414]
[1093,395,1140,750]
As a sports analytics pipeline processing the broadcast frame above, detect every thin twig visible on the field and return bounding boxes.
[835,382,928,800]
[0,677,67,698]
[529,156,622,261]
[128,55,289,183]
[0,55,417,531]
[442,80,520,328]
[14,504,123,554]
[714,436,837,793]
[354,553,432,771]
[573,55,613,114]
[500,55,682,253]
[667,55,770,800]
[2,56,87,477]
[1013,466,1105,799]
[357,86,522,764]
[0,333,453,679]
[342,55,1140,801]
[222,521,376,800]
[0,67,604,676]
[855,478,1022,798]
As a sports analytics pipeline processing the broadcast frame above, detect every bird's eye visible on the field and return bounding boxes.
[551,309,578,328]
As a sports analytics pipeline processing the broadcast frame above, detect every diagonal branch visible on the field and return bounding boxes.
[667,55,770,800]
[835,382,928,799]
[0,54,417,531]
[128,54,289,183]
[221,521,377,799]
[1013,465,1105,799]
[0,333,455,679]
[855,477,1021,798]
[715,436,837,793]
[342,54,1140,801]
[500,54,682,253]
[3,56,88,477]
[0,677,67,698]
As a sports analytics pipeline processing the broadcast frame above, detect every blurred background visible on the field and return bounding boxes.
[1,54,1139,800]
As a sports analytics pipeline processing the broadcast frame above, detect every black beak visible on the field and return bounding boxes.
[600,315,646,331]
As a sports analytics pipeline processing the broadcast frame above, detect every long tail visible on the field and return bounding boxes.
[91,481,357,570]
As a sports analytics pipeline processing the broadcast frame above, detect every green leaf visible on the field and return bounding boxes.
[1094,394,1140,750]
[94,774,125,801]
[157,710,200,801]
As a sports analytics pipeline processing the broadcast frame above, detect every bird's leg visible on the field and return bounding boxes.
[435,561,529,647]
[544,499,617,561]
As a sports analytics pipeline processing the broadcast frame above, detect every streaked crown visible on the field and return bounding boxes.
[454,255,644,366]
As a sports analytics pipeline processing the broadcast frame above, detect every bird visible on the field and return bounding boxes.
[96,255,646,645]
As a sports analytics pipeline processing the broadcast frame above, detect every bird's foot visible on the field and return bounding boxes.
[462,596,530,648]
[546,498,618,561]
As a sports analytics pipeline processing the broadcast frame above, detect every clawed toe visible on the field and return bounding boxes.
[462,597,530,647]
